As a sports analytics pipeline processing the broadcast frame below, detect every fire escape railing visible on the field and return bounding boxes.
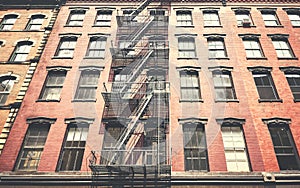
[89,1,171,186]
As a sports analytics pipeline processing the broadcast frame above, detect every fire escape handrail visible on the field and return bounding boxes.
[109,92,153,165]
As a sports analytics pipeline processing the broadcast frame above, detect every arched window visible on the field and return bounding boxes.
[26,14,45,30]
[9,41,33,62]
[0,14,18,30]
[0,75,17,105]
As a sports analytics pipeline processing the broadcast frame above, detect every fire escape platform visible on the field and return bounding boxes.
[89,164,171,177]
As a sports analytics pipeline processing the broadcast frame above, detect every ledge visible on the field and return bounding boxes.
[92,25,111,28]
[278,57,298,60]
[52,56,73,59]
[258,99,283,103]
[36,99,61,102]
[209,57,230,60]
[83,57,105,60]
[72,99,97,102]
[179,99,204,103]
[246,57,268,60]
[64,25,83,27]
[204,25,223,28]
[176,25,195,28]
[265,25,284,28]
[177,57,198,60]
[215,99,239,103]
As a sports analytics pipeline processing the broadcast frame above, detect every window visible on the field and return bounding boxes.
[101,125,124,165]
[212,71,236,100]
[95,10,112,26]
[86,37,107,58]
[221,123,250,172]
[67,10,85,26]
[207,38,227,59]
[285,73,300,101]
[242,38,264,58]
[0,76,16,105]
[0,14,18,30]
[287,13,300,26]
[203,11,221,26]
[55,37,77,58]
[15,123,50,170]
[26,14,45,30]
[178,37,196,58]
[183,123,208,171]
[39,71,67,101]
[267,121,300,170]
[270,38,295,59]
[9,41,33,62]
[261,11,280,26]
[176,10,193,26]
[75,70,100,100]
[58,124,89,171]
[180,70,201,100]
[234,10,252,26]
[150,9,166,27]
[252,71,280,100]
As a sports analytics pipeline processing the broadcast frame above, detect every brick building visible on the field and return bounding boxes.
[0,0,300,187]
[0,0,62,153]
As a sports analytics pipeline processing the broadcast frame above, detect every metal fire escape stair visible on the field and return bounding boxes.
[109,92,153,165]
[128,0,152,21]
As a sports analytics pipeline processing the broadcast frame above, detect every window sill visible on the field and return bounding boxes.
[265,25,284,28]
[204,25,222,28]
[180,99,204,103]
[238,25,256,28]
[83,56,105,59]
[92,25,111,27]
[36,99,61,102]
[294,99,300,102]
[277,57,298,60]
[176,25,195,28]
[209,57,230,60]
[64,25,83,27]
[52,56,73,59]
[3,61,30,64]
[258,99,283,103]
[72,99,97,102]
[246,57,268,60]
[215,99,239,103]
[177,57,198,60]
[292,26,300,28]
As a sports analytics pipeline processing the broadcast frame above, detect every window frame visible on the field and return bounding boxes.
[270,37,296,59]
[182,122,209,172]
[74,70,100,101]
[218,118,251,172]
[25,14,45,30]
[0,75,17,105]
[241,37,265,59]
[15,122,51,171]
[207,37,228,59]
[212,70,237,102]
[260,10,281,27]
[280,67,300,102]
[54,37,77,58]
[9,41,33,62]
[249,68,282,102]
[57,123,89,171]
[203,10,221,27]
[66,10,86,26]
[38,70,67,101]
[234,9,253,27]
[94,10,112,26]
[85,36,107,58]
[178,36,197,59]
[179,70,201,102]
[0,14,18,30]
[264,119,300,171]
[176,10,193,27]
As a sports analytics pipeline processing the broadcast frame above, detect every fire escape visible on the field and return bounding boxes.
[89,0,171,187]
